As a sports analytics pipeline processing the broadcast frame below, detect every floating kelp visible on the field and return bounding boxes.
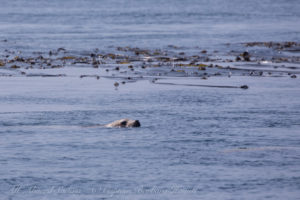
[60,56,76,60]
[0,60,5,66]
[11,65,20,69]
[80,75,100,79]
[244,41,300,49]
[26,74,66,77]
[0,41,299,83]
[153,81,249,89]
[117,61,130,64]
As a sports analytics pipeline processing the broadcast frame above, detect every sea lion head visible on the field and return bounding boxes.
[127,119,141,127]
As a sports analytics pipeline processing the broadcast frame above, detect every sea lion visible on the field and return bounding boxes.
[105,119,141,128]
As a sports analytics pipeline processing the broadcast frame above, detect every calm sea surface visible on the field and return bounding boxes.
[0,0,300,200]
[0,0,300,51]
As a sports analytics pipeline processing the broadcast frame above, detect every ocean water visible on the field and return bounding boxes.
[0,0,300,51]
[1,0,300,200]
[0,76,300,200]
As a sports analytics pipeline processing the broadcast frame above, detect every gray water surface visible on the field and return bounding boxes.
[1,0,300,51]
[0,76,300,200]
[1,0,300,199]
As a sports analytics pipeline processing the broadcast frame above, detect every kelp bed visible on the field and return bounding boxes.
[1,41,299,87]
